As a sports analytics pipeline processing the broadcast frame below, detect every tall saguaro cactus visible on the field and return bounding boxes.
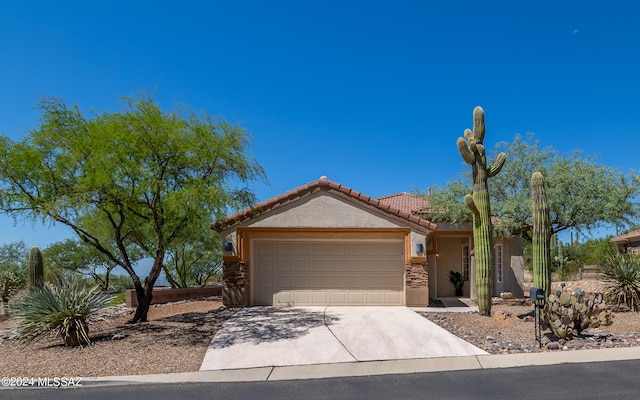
[28,246,44,287]
[531,172,551,300]
[457,106,506,315]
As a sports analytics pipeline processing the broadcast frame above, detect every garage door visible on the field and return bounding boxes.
[253,240,404,306]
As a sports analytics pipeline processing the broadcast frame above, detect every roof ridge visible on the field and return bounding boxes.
[211,178,436,232]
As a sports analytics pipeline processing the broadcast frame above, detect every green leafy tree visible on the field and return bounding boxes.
[43,239,136,289]
[0,94,265,323]
[580,236,616,266]
[163,226,222,288]
[0,241,28,315]
[423,134,640,241]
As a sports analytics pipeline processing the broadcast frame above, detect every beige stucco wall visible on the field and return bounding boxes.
[434,235,524,299]
[219,191,430,259]
[244,192,411,228]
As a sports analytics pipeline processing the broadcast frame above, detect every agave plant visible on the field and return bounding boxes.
[600,251,640,311]
[10,279,110,346]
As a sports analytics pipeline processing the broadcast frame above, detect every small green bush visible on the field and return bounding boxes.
[600,252,640,311]
[108,291,126,306]
[10,279,110,346]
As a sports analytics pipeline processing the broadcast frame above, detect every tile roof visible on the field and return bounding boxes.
[377,192,429,214]
[211,177,437,232]
[610,229,640,243]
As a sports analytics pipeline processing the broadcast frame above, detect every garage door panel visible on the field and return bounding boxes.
[256,242,274,256]
[348,291,365,305]
[330,291,347,305]
[275,242,291,255]
[274,291,292,306]
[312,291,329,304]
[291,242,310,254]
[311,275,330,288]
[366,291,384,303]
[385,291,402,304]
[254,240,404,306]
[274,259,292,273]
[274,275,292,288]
[292,259,311,272]
[293,291,310,304]
[292,275,310,287]
[312,259,331,272]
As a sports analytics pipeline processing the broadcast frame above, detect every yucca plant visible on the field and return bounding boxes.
[600,251,640,311]
[10,279,110,346]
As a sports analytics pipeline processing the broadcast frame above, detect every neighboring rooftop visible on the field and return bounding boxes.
[610,229,640,243]
[377,192,429,215]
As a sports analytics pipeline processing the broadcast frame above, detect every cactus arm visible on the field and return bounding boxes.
[488,152,506,177]
[457,137,475,164]
[473,106,485,142]
[464,194,479,215]
[464,128,474,142]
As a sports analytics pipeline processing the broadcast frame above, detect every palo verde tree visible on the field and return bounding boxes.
[424,133,640,241]
[0,94,266,323]
[43,239,137,289]
[457,106,506,316]
[163,223,223,288]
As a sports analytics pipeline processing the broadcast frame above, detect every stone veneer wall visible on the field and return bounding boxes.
[405,262,428,306]
[405,262,428,288]
[222,260,248,306]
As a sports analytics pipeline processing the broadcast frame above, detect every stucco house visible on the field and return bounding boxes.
[610,229,640,254]
[211,176,524,307]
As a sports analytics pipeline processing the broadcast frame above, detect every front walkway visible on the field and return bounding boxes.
[413,297,479,313]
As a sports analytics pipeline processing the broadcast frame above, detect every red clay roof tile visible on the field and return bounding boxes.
[610,228,640,243]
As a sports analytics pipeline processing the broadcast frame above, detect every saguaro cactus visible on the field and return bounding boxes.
[28,246,44,287]
[457,106,506,315]
[555,239,566,275]
[531,171,551,300]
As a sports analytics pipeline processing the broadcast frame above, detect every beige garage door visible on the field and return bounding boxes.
[253,240,404,306]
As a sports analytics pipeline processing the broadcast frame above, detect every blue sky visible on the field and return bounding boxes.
[1,0,639,248]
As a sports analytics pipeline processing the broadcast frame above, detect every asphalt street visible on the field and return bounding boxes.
[3,359,640,400]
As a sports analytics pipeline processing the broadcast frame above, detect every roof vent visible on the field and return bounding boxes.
[319,175,328,180]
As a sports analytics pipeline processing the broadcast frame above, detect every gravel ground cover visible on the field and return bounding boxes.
[0,297,235,377]
[1,279,639,378]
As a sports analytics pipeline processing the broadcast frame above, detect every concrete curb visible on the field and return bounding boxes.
[78,346,640,387]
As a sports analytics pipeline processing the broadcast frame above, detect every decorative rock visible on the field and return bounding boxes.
[486,336,497,342]
[112,333,127,340]
[546,342,560,350]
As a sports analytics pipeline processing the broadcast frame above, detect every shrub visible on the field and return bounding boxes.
[600,252,640,311]
[10,279,110,346]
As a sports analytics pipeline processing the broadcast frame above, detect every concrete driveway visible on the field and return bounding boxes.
[200,306,487,371]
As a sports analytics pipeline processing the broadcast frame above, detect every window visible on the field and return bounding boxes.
[496,244,503,283]
[462,244,470,280]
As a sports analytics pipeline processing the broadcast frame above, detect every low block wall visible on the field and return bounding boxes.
[125,285,222,307]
